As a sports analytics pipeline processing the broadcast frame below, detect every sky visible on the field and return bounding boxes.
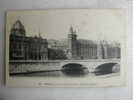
[6,9,126,42]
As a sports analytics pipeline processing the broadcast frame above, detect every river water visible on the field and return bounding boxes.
[11,70,119,78]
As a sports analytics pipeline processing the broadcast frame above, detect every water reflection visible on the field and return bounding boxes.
[62,63,89,76]
[10,70,116,77]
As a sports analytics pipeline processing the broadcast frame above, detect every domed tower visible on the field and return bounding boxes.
[10,20,26,36]
[9,20,26,60]
[67,26,77,59]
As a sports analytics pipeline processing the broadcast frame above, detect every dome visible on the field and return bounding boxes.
[10,20,26,36]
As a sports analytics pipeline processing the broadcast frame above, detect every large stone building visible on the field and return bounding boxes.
[47,26,120,60]
[9,20,48,60]
[67,26,97,59]
[9,20,120,60]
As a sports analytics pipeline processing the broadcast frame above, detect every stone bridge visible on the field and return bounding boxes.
[9,59,120,74]
[60,59,120,72]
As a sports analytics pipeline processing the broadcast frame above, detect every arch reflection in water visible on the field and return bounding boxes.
[62,63,89,76]
[94,63,120,75]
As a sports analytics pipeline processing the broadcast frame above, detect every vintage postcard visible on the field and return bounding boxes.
[5,9,127,87]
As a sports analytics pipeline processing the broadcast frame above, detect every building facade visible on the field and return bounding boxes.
[46,26,120,60]
[9,20,48,60]
[9,20,120,60]
[66,26,98,59]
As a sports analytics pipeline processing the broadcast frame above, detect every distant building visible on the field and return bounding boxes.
[101,40,120,59]
[47,26,120,60]
[9,20,120,60]
[9,20,48,60]
[66,26,97,59]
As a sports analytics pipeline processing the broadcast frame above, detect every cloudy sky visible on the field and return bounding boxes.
[6,9,126,42]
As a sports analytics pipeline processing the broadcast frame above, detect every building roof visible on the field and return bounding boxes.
[11,20,26,36]
[78,39,97,46]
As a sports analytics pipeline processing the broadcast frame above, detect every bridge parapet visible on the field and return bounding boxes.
[9,59,120,73]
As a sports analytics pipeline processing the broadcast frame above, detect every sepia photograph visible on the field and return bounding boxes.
[5,9,127,87]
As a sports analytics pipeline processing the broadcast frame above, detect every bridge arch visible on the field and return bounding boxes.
[59,59,120,73]
[94,62,120,75]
